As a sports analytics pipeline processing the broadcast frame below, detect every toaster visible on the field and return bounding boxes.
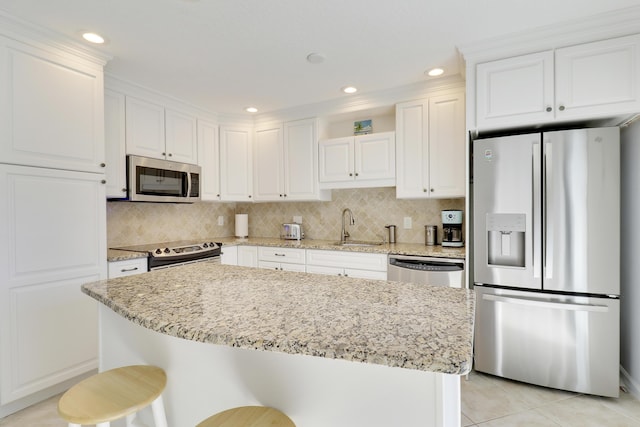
[281,223,304,240]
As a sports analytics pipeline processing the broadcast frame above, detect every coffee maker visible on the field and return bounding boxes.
[442,210,463,247]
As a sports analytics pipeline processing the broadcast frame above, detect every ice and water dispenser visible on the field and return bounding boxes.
[486,213,526,268]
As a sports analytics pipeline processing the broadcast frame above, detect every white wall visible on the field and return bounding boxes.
[621,119,640,397]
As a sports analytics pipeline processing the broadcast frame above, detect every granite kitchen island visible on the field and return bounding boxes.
[82,262,474,427]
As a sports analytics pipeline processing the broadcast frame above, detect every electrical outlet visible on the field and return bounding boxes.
[293,215,302,223]
[217,215,224,226]
[403,217,412,229]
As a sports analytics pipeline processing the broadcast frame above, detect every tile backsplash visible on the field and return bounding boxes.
[107,187,464,247]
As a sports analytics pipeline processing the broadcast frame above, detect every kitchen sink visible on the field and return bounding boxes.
[334,240,384,247]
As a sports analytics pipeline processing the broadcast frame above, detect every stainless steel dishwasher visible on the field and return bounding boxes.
[387,255,465,288]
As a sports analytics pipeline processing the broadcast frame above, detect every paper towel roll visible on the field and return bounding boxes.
[235,214,248,238]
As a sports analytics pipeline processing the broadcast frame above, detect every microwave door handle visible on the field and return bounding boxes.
[184,171,191,197]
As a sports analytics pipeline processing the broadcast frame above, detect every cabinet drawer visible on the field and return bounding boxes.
[258,260,306,272]
[108,258,148,278]
[258,246,305,264]
[306,250,387,272]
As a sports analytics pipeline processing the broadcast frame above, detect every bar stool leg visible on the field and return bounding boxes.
[150,395,168,427]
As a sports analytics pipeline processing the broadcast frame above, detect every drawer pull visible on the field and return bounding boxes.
[120,267,139,272]
[275,253,286,257]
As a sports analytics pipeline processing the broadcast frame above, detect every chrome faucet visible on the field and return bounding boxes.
[341,208,355,243]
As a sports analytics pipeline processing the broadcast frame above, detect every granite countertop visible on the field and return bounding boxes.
[215,237,466,258]
[107,248,149,262]
[107,238,465,262]
[83,262,475,375]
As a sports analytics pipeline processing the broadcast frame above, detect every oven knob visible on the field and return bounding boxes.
[203,243,208,248]
[164,248,170,253]
[209,242,215,247]
[155,249,162,255]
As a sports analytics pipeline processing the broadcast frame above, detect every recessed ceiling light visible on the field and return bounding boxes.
[306,53,325,64]
[341,86,358,94]
[426,68,444,77]
[82,32,105,44]
[245,107,258,113]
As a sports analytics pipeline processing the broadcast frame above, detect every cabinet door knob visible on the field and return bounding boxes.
[283,194,287,197]
[430,188,434,192]
[559,105,565,111]
[100,163,106,167]
[546,107,552,112]
[349,173,353,177]
[355,173,359,177]
[162,152,166,156]
[280,194,283,197]
[121,188,127,192]
[168,153,173,157]
[423,188,427,192]
[248,195,252,198]
[101,180,106,184]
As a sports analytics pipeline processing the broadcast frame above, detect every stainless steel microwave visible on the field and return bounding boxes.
[127,155,201,203]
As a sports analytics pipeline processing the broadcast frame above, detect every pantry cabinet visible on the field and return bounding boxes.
[125,96,198,164]
[318,131,395,189]
[220,125,253,201]
[476,34,640,130]
[254,118,330,201]
[395,89,465,199]
[0,36,106,174]
[0,164,106,409]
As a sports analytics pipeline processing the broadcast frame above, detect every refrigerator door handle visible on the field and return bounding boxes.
[532,143,541,280]
[482,294,609,312]
[544,141,553,280]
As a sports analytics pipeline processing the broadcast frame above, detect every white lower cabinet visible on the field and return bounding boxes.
[257,247,305,272]
[108,258,148,278]
[305,250,387,280]
[237,246,258,267]
[0,164,106,414]
[221,246,238,265]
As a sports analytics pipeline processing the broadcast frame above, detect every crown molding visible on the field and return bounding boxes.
[459,5,640,64]
[0,9,112,66]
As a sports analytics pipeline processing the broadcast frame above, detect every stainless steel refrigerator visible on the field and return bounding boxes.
[473,127,620,397]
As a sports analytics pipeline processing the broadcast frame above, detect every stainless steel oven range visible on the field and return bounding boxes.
[114,240,222,271]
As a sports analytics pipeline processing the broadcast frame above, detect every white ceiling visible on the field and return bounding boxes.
[2,0,640,116]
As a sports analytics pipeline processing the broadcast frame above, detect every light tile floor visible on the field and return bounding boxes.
[1,370,639,426]
[462,371,640,426]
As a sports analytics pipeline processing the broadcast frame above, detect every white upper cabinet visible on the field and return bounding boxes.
[554,34,640,120]
[476,34,640,130]
[220,125,253,201]
[197,119,221,201]
[396,89,466,199]
[253,122,284,201]
[165,108,198,164]
[0,36,105,173]
[125,95,198,164]
[104,89,127,198]
[319,131,395,189]
[476,51,554,129]
[254,118,329,201]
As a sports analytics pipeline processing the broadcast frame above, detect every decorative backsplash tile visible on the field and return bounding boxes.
[237,188,464,244]
[107,188,464,247]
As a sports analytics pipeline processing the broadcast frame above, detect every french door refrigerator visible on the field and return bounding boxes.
[473,127,620,397]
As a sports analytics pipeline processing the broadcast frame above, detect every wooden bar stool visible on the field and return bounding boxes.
[197,406,295,427]
[57,365,168,427]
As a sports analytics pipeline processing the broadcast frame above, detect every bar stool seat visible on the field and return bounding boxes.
[57,365,167,427]
[197,406,295,427]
